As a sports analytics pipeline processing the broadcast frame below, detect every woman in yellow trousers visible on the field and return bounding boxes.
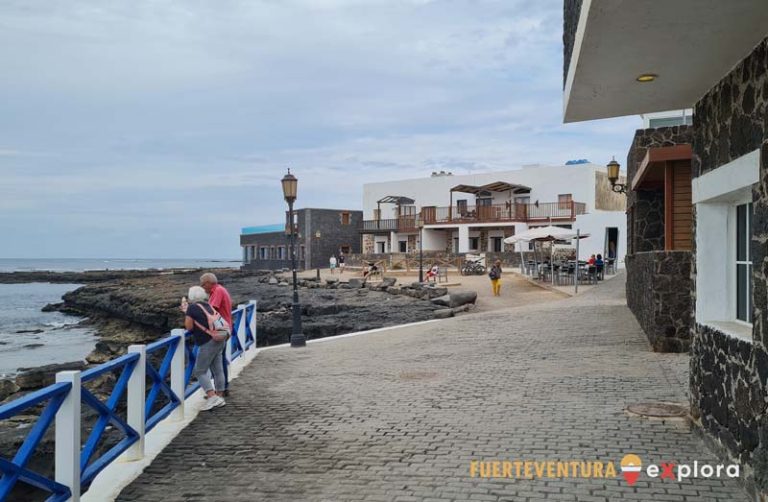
[489,260,502,296]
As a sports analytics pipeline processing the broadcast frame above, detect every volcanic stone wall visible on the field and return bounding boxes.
[689,37,768,487]
[562,0,583,86]
[625,251,692,353]
[626,126,694,253]
[623,126,693,353]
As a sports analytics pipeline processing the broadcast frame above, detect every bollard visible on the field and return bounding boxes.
[170,330,186,421]
[55,370,81,501]
[125,345,146,461]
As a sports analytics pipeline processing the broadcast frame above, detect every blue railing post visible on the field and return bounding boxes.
[126,344,146,462]
[249,300,257,346]
[170,329,186,421]
[55,370,81,502]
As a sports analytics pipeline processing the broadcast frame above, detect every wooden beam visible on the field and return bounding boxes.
[633,144,693,191]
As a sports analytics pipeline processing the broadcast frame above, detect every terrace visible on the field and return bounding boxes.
[361,200,587,233]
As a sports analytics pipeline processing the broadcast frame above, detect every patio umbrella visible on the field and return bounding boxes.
[504,226,590,284]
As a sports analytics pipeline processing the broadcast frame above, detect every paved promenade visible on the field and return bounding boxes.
[118,274,748,501]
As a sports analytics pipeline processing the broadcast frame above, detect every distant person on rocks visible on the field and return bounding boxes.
[183,286,228,411]
[338,253,346,274]
[200,272,232,395]
[489,260,502,297]
[329,255,337,274]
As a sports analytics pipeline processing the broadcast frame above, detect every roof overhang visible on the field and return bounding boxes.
[450,181,531,195]
[632,144,692,191]
[564,0,768,123]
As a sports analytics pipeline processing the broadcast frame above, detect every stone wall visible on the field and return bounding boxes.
[693,38,768,177]
[625,251,692,352]
[626,126,694,253]
[689,37,768,489]
[562,0,583,86]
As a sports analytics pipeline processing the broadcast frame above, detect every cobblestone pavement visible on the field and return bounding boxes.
[118,274,749,502]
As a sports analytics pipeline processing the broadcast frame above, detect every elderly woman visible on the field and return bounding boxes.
[183,286,227,411]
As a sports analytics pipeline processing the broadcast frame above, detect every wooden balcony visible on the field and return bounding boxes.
[361,202,586,233]
[423,201,587,225]
[360,217,417,233]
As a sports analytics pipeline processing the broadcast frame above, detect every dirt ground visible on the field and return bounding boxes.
[296,266,564,313]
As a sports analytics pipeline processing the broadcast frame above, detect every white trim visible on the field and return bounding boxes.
[692,149,759,204]
[701,321,753,344]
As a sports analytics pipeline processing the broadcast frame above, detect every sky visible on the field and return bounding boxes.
[0,0,639,259]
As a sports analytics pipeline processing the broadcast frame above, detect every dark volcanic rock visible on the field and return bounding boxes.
[15,361,88,390]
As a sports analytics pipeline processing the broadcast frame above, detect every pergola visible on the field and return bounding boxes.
[449,181,531,212]
[376,195,415,219]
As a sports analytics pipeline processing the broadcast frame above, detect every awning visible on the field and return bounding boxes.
[632,144,693,191]
[450,181,531,195]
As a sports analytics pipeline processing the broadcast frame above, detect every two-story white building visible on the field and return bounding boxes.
[361,163,626,261]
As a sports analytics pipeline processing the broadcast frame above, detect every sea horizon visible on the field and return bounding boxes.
[0,257,242,273]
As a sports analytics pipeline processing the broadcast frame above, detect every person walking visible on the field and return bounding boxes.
[183,286,228,411]
[329,255,337,274]
[199,272,232,395]
[338,252,346,274]
[489,260,502,297]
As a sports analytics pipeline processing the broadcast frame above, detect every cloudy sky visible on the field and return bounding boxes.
[0,0,638,259]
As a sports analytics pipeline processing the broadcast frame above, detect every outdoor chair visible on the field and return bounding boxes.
[596,264,604,280]
[606,259,616,275]
[437,267,448,283]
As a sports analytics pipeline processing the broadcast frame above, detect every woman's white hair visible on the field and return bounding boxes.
[187,286,209,303]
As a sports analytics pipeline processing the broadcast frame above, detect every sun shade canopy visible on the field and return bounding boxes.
[450,181,531,195]
[377,195,415,205]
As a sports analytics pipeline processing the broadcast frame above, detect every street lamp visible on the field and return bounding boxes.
[314,230,322,281]
[417,218,425,283]
[281,168,306,348]
[606,157,627,194]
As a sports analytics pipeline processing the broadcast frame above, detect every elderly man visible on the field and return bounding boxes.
[200,272,233,331]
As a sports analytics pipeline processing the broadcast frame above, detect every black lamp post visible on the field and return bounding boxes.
[314,230,321,281]
[417,218,425,283]
[607,157,627,194]
[281,169,306,348]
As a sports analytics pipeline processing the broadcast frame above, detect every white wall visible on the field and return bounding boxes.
[571,210,628,262]
[362,164,600,219]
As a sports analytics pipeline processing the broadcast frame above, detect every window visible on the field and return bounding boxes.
[259,247,268,259]
[469,237,479,250]
[376,241,386,253]
[736,202,753,323]
[341,212,351,225]
[558,193,573,210]
[340,245,351,254]
[457,199,468,215]
[399,240,407,253]
[492,237,502,252]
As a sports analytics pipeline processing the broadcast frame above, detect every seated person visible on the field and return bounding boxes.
[425,264,439,281]
[587,254,596,265]
[595,254,604,267]
[363,262,379,279]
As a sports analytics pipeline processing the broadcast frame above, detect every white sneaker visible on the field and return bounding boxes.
[201,396,225,411]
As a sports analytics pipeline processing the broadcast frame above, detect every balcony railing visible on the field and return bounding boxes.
[361,202,586,232]
[361,217,417,233]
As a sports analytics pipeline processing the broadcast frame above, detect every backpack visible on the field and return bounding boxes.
[489,267,500,280]
[192,303,231,343]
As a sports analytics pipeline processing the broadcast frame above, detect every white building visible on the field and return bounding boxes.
[361,163,626,261]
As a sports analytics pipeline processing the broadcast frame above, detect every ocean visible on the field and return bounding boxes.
[0,283,94,377]
[0,258,240,377]
[0,258,241,272]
